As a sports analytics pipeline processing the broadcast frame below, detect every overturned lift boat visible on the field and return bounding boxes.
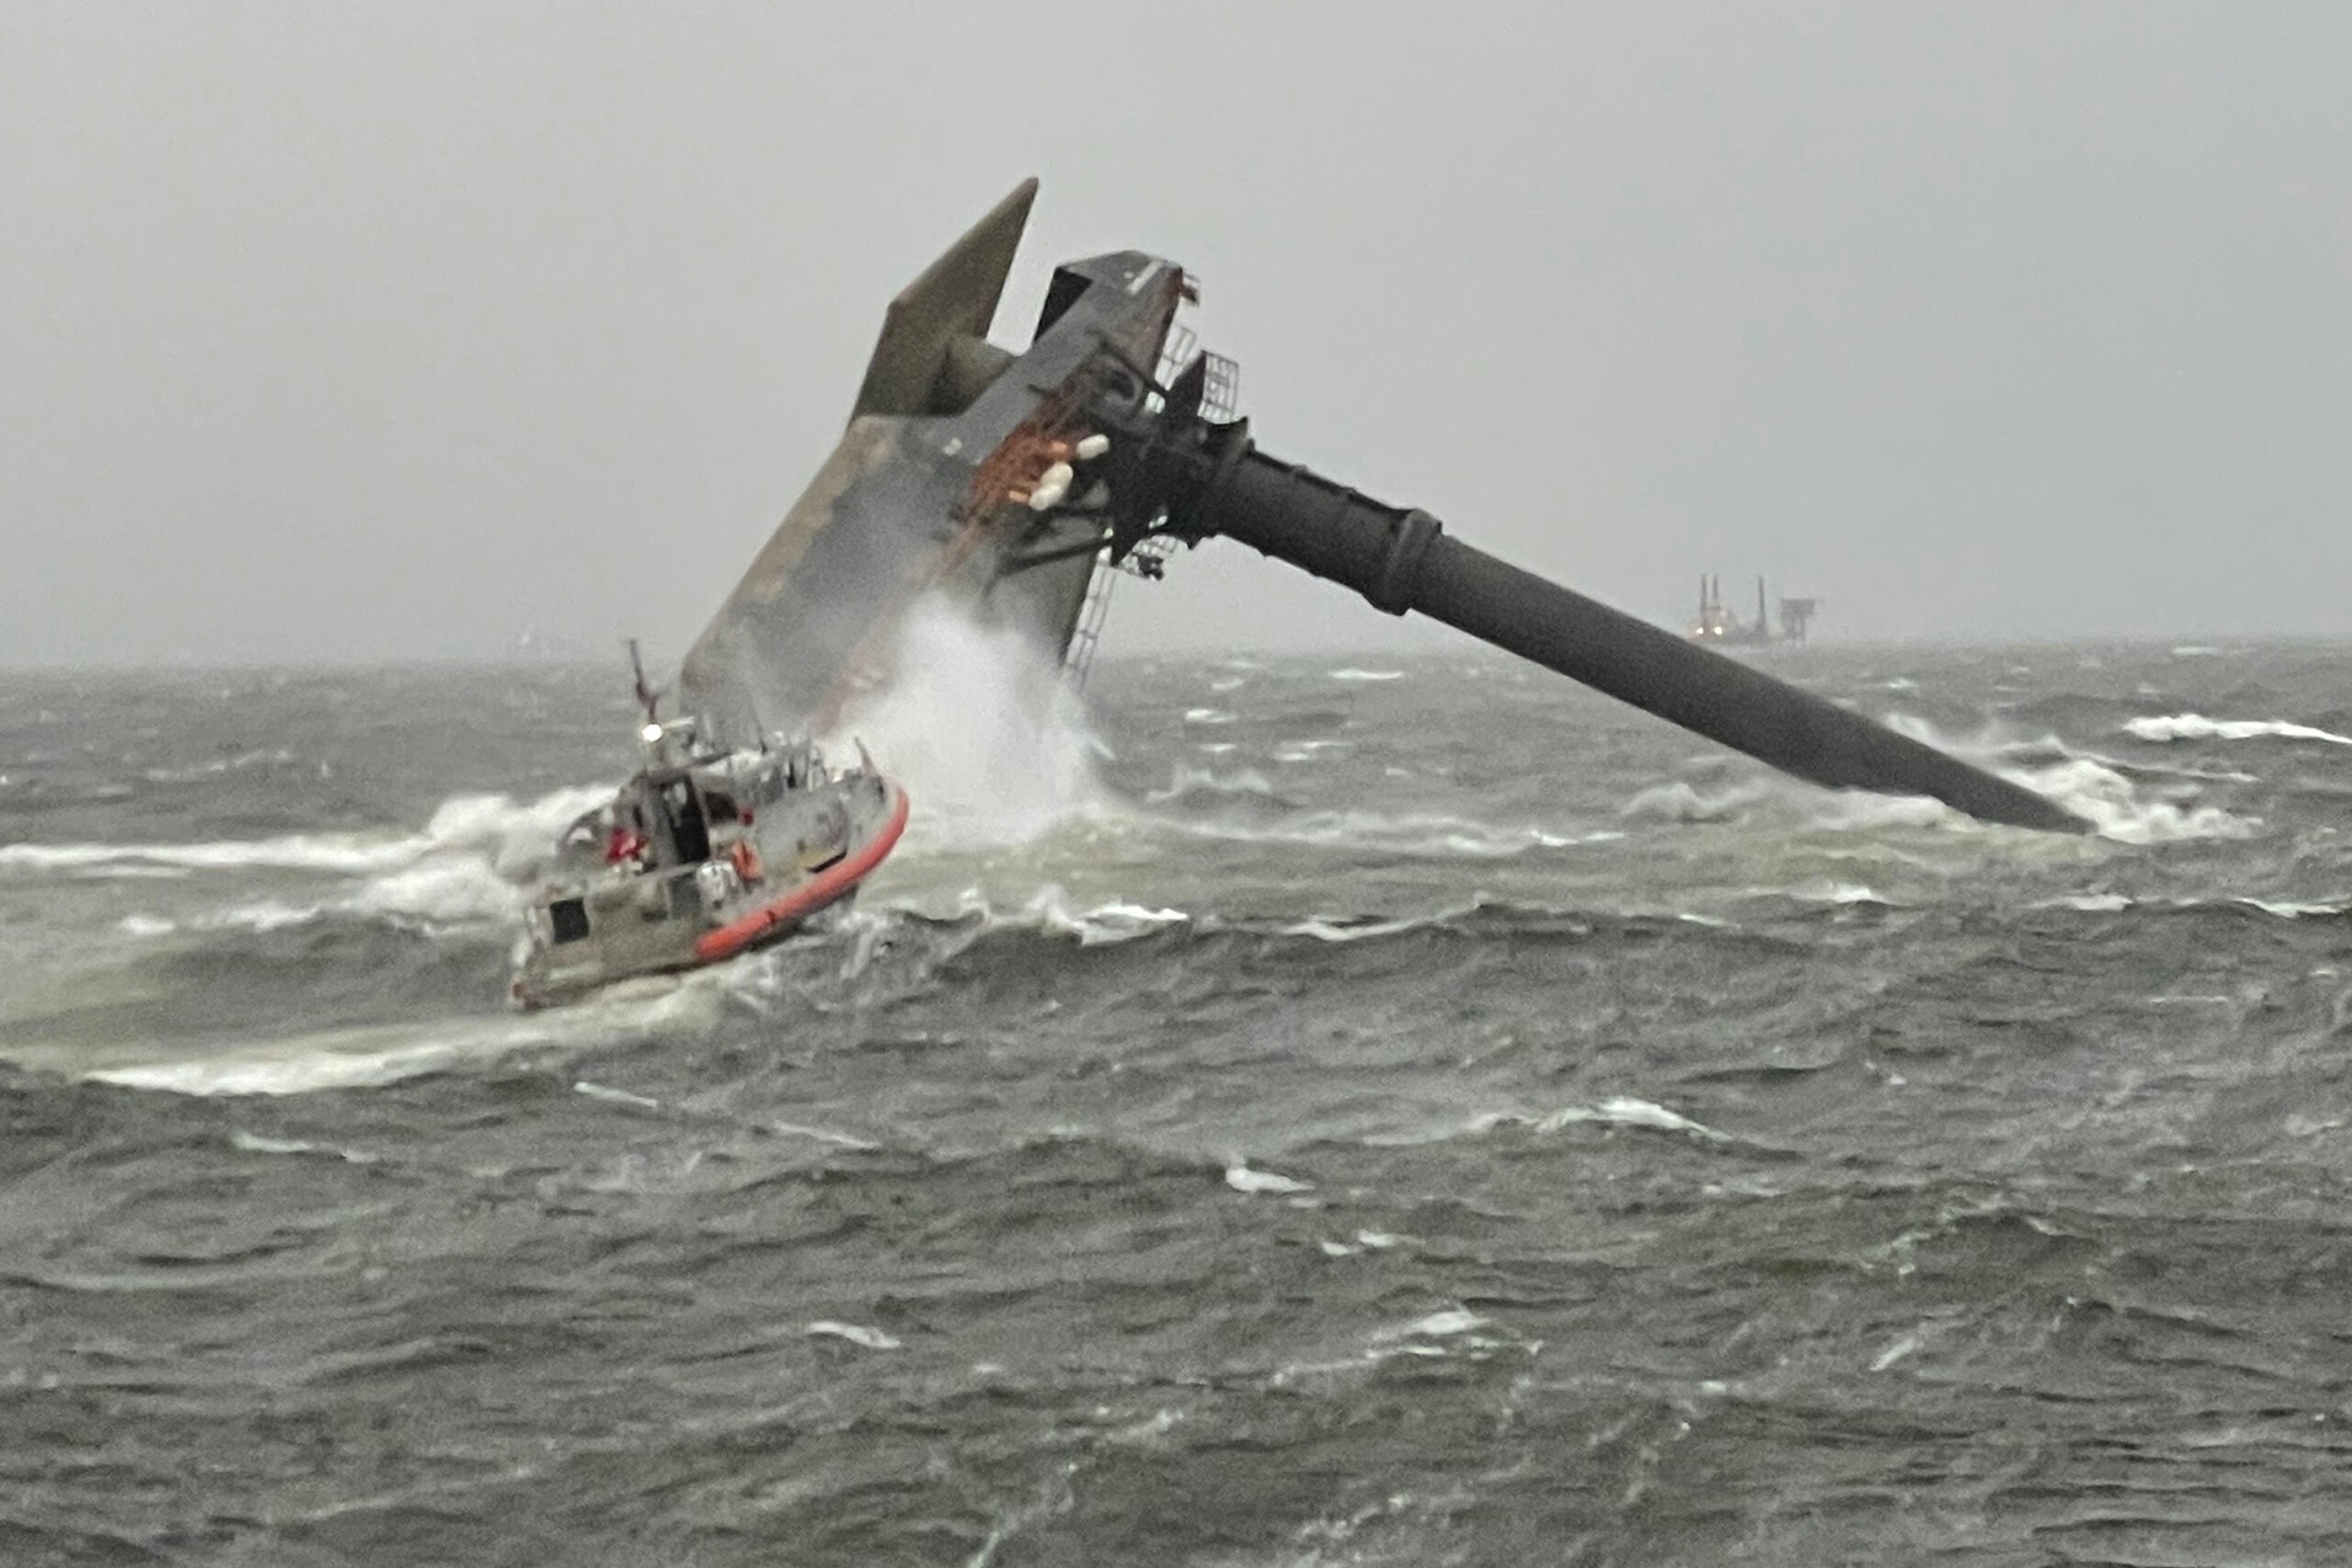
[671,179,2083,836]
[519,178,2083,1007]
[510,707,907,1010]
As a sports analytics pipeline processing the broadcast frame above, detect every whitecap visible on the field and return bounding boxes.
[1167,807,1589,859]
[806,1321,900,1350]
[2013,758,2260,843]
[1375,1309,1486,1340]
[1146,762,1275,804]
[228,1130,373,1163]
[768,1122,880,1150]
[1225,1163,1314,1195]
[1020,886,1188,946]
[2233,897,2349,919]
[1871,1333,1921,1372]
[1804,793,1955,833]
[0,834,423,876]
[1531,1097,1732,1143]
[2124,714,2352,747]
[0,784,613,915]
[1279,913,1430,943]
[211,900,326,932]
[1785,882,1891,906]
[2043,893,2134,913]
[573,1080,662,1110]
[1621,780,1771,824]
[1329,669,1405,682]
[83,982,722,1097]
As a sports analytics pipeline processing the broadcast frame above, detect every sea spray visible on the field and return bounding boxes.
[821,601,1107,849]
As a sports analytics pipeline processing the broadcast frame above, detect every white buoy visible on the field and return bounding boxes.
[1074,433,1111,461]
[1026,460,1073,512]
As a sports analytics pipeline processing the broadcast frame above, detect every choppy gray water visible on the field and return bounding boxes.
[4,640,2352,1565]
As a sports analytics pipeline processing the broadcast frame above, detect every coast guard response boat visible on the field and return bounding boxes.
[509,653,906,1009]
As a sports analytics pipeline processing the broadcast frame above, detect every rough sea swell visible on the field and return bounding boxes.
[4,641,2352,1564]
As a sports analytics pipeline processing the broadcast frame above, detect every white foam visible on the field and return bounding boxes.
[1146,763,1276,804]
[768,1121,880,1150]
[347,858,523,927]
[1022,886,1188,946]
[2046,892,2135,912]
[1225,1163,1314,1195]
[1375,1309,1486,1340]
[228,1129,373,1162]
[823,602,1107,850]
[118,913,176,938]
[2013,758,2260,843]
[806,1321,900,1350]
[1182,707,1237,725]
[1278,913,1431,943]
[1620,780,1773,824]
[1788,882,1891,906]
[573,1080,662,1110]
[0,785,611,936]
[1167,807,1590,859]
[0,834,424,875]
[1871,1333,1922,1372]
[1803,793,1956,833]
[1475,1096,1733,1143]
[1329,668,1405,682]
[926,886,1189,947]
[210,899,326,932]
[2124,714,2352,747]
[84,980,722,1097]
[1882,715,2264,843]
[2233,897,2350,919]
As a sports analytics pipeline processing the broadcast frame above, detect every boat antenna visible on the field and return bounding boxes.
[628,637,662,728]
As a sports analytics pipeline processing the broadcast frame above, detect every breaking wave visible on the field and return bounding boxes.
[2123,714,2352,747]
[85,979,724,1097]
[14,784,612,931]
[1877,715,2265,843]
[824,603,1108,850]
[0,786,608,884]
[1164,807,1600,859]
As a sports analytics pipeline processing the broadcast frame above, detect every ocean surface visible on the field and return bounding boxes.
[4,637,2351,1565]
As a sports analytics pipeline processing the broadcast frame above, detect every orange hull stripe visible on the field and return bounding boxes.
[693,783,910,963]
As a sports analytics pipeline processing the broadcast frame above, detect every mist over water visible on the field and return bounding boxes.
[5,641,2352,1562]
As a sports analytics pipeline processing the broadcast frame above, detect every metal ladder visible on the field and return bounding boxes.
[1062,302,1238,690]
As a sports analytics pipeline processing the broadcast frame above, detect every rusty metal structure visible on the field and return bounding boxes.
[678,182,2083,833]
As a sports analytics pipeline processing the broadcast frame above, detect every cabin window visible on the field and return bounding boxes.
[662,779,712,863]
[549,898,591,944]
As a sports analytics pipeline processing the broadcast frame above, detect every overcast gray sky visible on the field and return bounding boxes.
[6,3,2350,666]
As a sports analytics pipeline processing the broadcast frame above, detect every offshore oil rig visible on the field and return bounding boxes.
[1690,575,1817,645]
[675,181,2080,833]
